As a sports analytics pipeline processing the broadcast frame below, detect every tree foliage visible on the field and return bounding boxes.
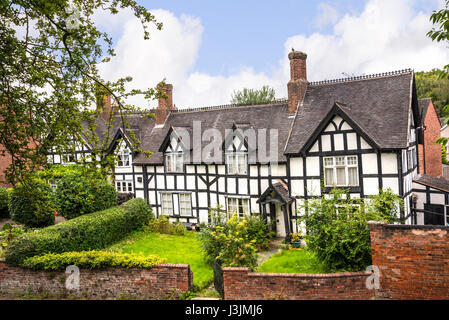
[230,85,276,105]
[415,69,449,117]
[428,0,449,80]
[299,188,403,272]
[0,0,166,185]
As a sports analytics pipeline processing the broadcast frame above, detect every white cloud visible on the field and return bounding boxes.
[284,0,449,82]
[97,0,449,109]
[315,3,339,28]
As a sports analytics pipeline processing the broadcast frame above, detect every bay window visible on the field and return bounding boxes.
[324,155,359,187]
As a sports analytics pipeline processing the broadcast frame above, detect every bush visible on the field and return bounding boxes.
[22,250,165,270]
[54,172,117,219]
[0,224,25,259]
[299,188,402,272]
[8,177,55,228]
[244,215,275,250]
[198,214,258,270]
[5,198,153,266]
[148,216,186,236]
[0,187,9,219]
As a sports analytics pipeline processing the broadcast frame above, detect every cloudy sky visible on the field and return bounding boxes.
[93,0,449,109]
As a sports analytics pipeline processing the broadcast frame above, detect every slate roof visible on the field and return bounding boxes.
[257,179,293,204]
[284,71,417,155]
[81,70,417,164]
[133,102,293,164]
[413,174,449,193]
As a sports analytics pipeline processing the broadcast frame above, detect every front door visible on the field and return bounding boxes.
[269,203,277,233]
[275,203,286,238]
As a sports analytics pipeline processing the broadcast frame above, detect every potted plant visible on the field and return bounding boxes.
[290,233,302,248]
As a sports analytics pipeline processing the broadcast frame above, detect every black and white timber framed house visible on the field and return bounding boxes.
[47,49,441,237]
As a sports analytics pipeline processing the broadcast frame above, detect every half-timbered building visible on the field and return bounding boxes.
[47,49,446,236]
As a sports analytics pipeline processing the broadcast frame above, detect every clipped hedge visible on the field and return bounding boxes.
[8,178,55,228]
[55,172,117,219]
[0,187,9,219]
[22,250,165,270]
[5,198,153,266]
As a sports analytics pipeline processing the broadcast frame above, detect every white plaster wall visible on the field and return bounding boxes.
[381,153,398,174]
[362,154,378,174]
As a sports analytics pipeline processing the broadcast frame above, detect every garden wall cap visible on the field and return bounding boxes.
[367,221,388,225]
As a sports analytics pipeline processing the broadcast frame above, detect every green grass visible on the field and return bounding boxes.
[256,248,327,274]
[108,230,213,291]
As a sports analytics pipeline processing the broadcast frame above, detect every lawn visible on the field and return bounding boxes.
[107,230,213,291]
[256,248,327,274]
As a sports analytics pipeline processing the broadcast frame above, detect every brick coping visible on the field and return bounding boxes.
[223,267,372,278]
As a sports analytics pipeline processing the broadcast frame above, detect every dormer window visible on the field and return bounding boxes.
[117,149,131,167]
[226,152,247,175]
[166,152,184,173]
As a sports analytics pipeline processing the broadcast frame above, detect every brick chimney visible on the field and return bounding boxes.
[287,50,308,114]
[154,83,175,125]
[97,94,115,121]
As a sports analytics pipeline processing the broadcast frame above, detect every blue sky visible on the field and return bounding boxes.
[135,0,438,76]
[96,0,448,107]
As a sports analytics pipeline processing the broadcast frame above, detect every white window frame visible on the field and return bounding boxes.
[165,152,184,173]
[179,193,192,216]
[226,152,248,175]
[226,197,250,217]
[161,193,174,216]
[117,148,131,167]
[323,155,359,187]
[61,153,76,164]
[115,180,133,193]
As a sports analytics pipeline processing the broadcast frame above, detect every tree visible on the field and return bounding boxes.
[415,69,449,117]
[428,0,449,80]
[0,0,166,185]
[230,85,276,105]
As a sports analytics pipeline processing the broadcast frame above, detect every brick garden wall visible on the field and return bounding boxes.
[0,260,193,299]
[223,268,373,300]
[369,222,449,300]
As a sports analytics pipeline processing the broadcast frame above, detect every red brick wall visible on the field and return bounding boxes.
[369,222,449,300]
[419,100,442,177]
[223,268,373,300]
[0,261,193,299]
[0,145,12,188]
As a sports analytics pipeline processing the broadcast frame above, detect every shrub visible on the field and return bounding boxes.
[244,215,275,250]
[8,177,55,228]
[54,172,117,219]
[148,216,186,235]
[198,214,258,270]
[0,224,25,259]
[5,198,152,266]
[0,187,9,219]
[299,188,400,272]
[22,250,165,270]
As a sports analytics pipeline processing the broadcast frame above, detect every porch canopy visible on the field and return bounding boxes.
[257,181,294,237]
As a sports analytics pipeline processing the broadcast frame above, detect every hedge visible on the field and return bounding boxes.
[8,178,55,228]
[5,198,153,266]
[22,250,165,270]
[54,172,117,219]
[0,187,9,219]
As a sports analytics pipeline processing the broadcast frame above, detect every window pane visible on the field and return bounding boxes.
[238,154,247,174]
[161,193,173,215]
[324,157,333,166]
[176,154,183,172]
[336,157,345,166]
[336,167,346,185]
[347,156,357,166]
[325,168,334,186]
[179,194,191,216]
[116,182,121,192]
[227,155,235,174]
[348,167,358,185]
[128,182,133,192]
